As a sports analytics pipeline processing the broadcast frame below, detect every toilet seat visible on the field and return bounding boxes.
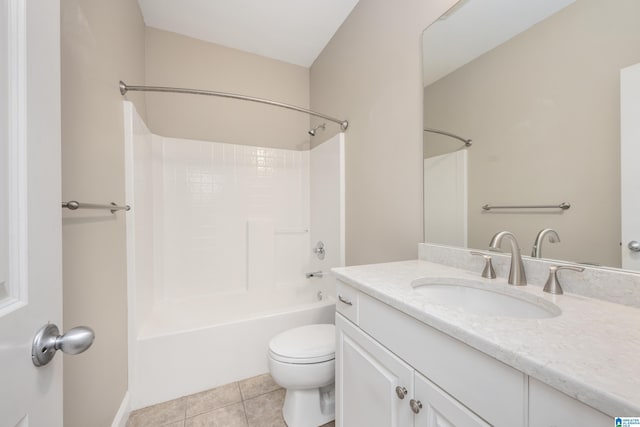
[269,324,335,364]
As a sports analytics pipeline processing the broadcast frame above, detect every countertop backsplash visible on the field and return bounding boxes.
[419,243,640,308]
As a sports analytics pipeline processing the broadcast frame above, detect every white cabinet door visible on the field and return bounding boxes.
[0,0,63,425]
[413,372,490,427]
[336,314,414,427]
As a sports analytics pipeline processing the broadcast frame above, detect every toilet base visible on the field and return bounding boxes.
[282,384,335,427]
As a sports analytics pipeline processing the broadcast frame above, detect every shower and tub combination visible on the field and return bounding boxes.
[123,89,345,409]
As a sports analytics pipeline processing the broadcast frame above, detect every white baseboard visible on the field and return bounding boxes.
[111,391,131,427]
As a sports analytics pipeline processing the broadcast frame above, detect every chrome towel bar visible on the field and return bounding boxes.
[482,202,570,211]
[62,201,131,214]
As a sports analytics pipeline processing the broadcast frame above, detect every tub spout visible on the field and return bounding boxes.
[305,271,324,279]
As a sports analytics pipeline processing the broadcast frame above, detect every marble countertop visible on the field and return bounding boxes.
[332,259,640,417]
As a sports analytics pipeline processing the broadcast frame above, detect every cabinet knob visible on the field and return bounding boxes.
[410,399,423,414]
[395,386,408,399]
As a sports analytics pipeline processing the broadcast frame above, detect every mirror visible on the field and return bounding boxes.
[422,0,640,269]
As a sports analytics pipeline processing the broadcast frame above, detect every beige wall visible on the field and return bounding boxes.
[60,0,146,425]
[424,0,640,267]
[310,0,458,265]
[144,27,311,150]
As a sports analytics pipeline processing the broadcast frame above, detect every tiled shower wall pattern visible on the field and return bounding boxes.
[136,136,311,304]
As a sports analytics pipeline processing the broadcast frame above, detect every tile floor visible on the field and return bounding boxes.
[127,373,335,427]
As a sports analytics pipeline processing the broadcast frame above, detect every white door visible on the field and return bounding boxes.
[621,63,640,271]
[0,0,63,426]
[335,314,414,427]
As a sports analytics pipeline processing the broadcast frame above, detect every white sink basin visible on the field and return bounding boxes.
[411,278,560,319]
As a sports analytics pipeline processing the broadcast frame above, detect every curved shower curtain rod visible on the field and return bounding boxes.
[119,81,349,131]
[424,127,472,147]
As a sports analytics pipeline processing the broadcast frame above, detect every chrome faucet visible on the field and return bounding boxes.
[489,231,527,286]
[531,228,560,258]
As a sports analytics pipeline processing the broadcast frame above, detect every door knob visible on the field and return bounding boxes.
[628,241,640,252]
[32,323,95,367]
[410,399,423,414]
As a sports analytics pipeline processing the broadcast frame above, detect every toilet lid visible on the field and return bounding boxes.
[269,324,335,364]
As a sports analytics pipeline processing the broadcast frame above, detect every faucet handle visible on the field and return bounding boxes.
[470,251,496,279]
[543,265,584,295]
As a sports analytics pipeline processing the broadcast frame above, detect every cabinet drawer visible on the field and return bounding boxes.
[358,292,526,427]
[336,281,359,324]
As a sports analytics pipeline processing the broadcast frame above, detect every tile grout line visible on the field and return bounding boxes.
[179,385,285,425]
[237,381,253,427]
[241,398,250,427]
[239,381,251,427]
[241,387,284,403]
[134,376,285,426]
[183,395,188,424]
[184,382,245,423]
[239,383,284,427]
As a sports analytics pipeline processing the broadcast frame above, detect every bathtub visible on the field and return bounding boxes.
[130,286,336,409]
[123,101,344,410]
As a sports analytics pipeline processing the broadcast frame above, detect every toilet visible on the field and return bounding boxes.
[268,324,336,427]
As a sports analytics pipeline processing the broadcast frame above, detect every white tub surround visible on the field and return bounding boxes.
[123,102,345,409]
[332,252,640,418]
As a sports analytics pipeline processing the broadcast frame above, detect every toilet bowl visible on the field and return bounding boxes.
[268,324,336,427]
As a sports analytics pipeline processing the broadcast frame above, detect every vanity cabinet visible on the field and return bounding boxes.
[336,314,489,427]
[336,280,613,427]
[336,313,413,427]
[528,378,610,426]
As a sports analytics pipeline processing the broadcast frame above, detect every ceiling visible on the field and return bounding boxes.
[137,0,360,68]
